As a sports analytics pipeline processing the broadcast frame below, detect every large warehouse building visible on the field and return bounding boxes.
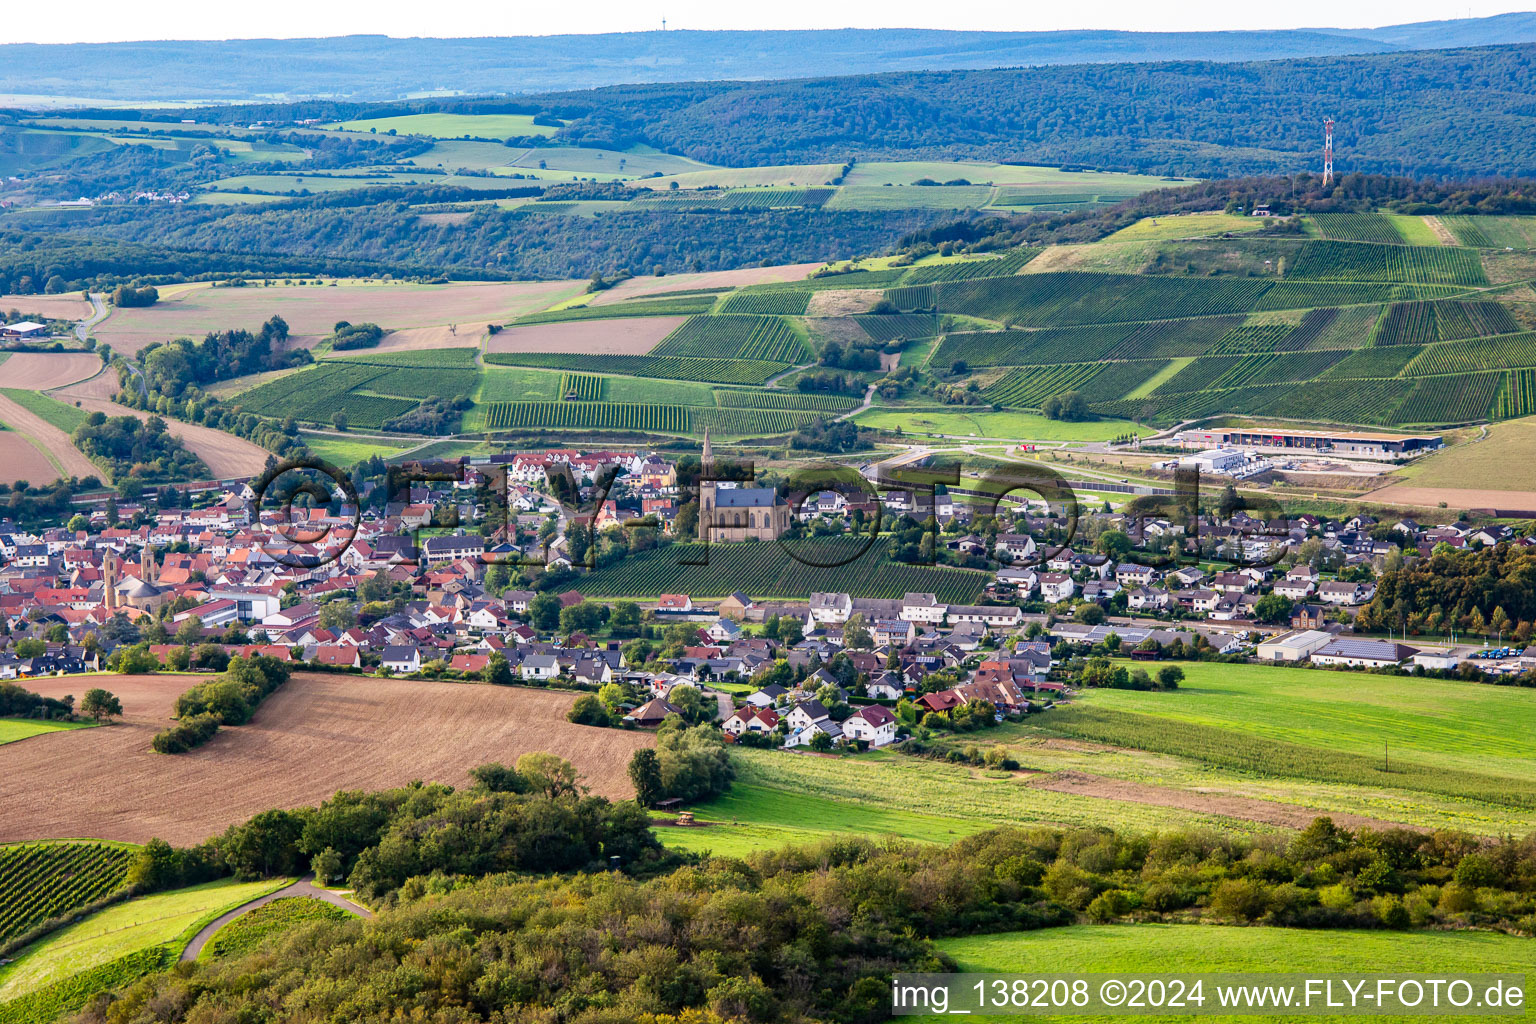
[1173,427,1442,457]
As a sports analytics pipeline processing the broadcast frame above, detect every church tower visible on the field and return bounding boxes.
[699,428,715,523]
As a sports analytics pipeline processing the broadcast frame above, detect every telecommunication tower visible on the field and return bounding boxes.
[1322,118,1335,186]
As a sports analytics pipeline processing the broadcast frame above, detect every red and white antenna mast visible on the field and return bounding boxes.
[1322,118,1335,186]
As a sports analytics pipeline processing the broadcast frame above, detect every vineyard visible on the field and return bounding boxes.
[1103,317,1240,359]
[651,315,809,362]
[1496,370,1536,419]
[559,373,606,400]
[1309,213,1408,244]
[982,363,1106,407]
[1402,334,1536,376]
[692,408,822,435]
[1319,345,1424,379]
[713,389,858,411]
[900,249,1040,284]
[483,353,788,384]
[329,348,478,368]
[851,314,939,342]
[899,273,1274,327]
[718,291,812,315]
[234,362,448,426]
[484,402,692,433]
[1442,216,1536,249]
[577,538,988,601]
[1372,300,1519,345]
[0,841,133,946]
[1286,241,1488,287]
[512,295,717,325]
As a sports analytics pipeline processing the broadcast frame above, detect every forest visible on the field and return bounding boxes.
[72,807,1536,1023]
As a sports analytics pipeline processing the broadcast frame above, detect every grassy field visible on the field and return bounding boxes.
[630,163,845,190]
[300,434,419,466]
[0,878,287,1002]
[840,161,1188,189]
[0,389,90,433]
[1073,661,1536,779]
[1389,415,1536,492]
[854,408,1139,440]
[0,719,91,745]
[653,781,988,857]
[324,113,560,138]
[909,926,1536,1023]
[1104,213,1265,242]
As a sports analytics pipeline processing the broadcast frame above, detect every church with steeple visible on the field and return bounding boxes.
[697,429,791,542]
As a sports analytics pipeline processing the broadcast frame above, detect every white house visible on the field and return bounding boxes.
[995,533,1037,564]
[785,699,831,732]
[899,592,947,624]
[381,645,421,674]
[866,671,904,700]
[840,704,898,746]
[1038,573,1075,602]
[809,592,853,625]
[1318,581,1374,606]
[520,653,560,681]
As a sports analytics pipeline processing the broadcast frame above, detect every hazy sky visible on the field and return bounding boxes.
[3,0,1531,43]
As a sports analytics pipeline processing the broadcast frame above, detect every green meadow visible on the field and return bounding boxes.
[324,113,560,138]
[909,925,1536,1024]
[0,719,92,746]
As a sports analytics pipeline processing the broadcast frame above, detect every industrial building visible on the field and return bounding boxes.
[1174,427,1442,457]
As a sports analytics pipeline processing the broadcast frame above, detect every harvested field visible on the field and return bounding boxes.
[1361,483,1536,513]
[1029,770,1410,833]
[0,429,65,485]
[51,375,269,479]
[361,324,490,353]
[0,293,93,320]
[4,352,103,390]
[589,263,821,304]
[486,316,686,355]
[93,279,584,355]
[0,392,98,481]
[0,673,653,845]
[805,289,882,316]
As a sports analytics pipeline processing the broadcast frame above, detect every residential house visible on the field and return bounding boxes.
[840,705,898,746]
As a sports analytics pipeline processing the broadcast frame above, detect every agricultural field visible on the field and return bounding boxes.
[94,279,583,354]
[838,161,1190,190]
[907,927,1536,1024]
[1441,215,1536,249]
[299,434,420,466]
[1382,414,1536,495]
[483,352,790,385]
[487,315,688,355]
[323,113,560,137]
[1045,661,1536,799]
[0,842,133,947]
[651,315,809,362]
[1104,212,1264,242]
[823,185,995,210]
[0,674,652,846]
[0,878,285,1006]
[0,720,91,746]
[626,163,845,190]
[854,407,1138,441]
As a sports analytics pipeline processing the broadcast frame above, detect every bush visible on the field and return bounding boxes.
[151,712,221,753]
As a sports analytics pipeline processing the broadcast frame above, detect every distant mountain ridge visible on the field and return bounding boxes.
[3,14,1536,104]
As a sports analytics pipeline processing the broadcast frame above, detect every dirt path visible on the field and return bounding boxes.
[0,392,99,480]
[1029,770,1417,833]
[51,371,271,479]
[179,875,372,962]
[836,382,879,422]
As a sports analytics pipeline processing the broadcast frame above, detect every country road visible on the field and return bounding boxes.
[74,292,108,343]
[179,875,373,962]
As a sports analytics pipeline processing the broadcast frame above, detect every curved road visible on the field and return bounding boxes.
[74,293,109,343]
[179,875,373,962]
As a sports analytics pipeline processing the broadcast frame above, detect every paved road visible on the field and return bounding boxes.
[74,293,108,343]
[179,874,372,962]
[836,381,879,422]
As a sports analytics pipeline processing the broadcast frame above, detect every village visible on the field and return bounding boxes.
[1,443,1532,754]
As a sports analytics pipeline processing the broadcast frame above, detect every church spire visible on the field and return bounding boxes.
[701,427,712,469]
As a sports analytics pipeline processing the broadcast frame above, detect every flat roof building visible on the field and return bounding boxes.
[1174,427,1441,457]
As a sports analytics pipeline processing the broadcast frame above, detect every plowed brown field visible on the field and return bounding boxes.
[0,673,652,845]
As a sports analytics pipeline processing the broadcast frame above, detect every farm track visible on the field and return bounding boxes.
[1,674,653,845]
